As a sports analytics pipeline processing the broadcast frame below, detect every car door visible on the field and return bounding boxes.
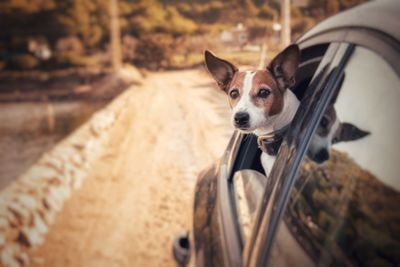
[244,40,400,267]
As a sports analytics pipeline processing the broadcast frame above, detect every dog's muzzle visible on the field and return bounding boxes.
[234,112,250,128]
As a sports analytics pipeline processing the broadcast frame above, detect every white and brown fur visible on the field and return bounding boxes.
[205,45,300,135]
[204,45,369,175]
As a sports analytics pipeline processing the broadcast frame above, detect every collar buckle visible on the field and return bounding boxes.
[257,125,290,155]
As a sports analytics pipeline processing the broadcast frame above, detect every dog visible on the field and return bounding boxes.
[307,104,370,163]
[205,44,300,175]
[204,44,369,175]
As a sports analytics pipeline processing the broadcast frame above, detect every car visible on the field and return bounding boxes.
[171,0,400,266]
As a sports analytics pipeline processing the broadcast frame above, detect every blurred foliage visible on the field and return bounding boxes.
[133,33,174,70]
[56,0,109,50]
[7,54,39,70]
[51,52,97,68]
[0,0,369,70]
[121,0,197,36]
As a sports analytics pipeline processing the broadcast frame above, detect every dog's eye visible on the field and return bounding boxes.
[257,88,271,98]
[320,117,329,128]
[229,89,239,99]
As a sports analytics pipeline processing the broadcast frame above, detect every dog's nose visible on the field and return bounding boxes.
[315,149,329,163]
[234,112,250,127]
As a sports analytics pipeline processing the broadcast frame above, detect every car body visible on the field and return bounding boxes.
[191,1,400,266]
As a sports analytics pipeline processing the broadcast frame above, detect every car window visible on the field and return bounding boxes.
[268,46,400,267]
[232,44,329,245]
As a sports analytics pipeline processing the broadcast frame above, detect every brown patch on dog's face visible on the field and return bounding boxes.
[226,72,246,107]
[316,105,337,137]
[250,70,284,116]
[226,70,284,116]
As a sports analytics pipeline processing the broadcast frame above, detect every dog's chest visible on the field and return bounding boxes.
[261,152,276,177]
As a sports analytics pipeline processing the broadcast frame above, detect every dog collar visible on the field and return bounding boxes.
[257,125,290,156]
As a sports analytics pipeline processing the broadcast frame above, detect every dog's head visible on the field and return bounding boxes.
[204,45,300,132]
[308,105,370,163]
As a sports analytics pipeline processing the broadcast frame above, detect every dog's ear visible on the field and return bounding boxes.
[333,122,370,144]
[204,50,238,92]
[267,44,300,91]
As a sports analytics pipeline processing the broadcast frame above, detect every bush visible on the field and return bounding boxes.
[55,36,84,55]
[258,5,277,20]
[0,60,6,70]
[246,19,274,42]
[133,34,173,70]
[122,35,138,62]
[52,52,94,68]
[7,54,39,70]
[292,17,317,40]
[164,6,197,36]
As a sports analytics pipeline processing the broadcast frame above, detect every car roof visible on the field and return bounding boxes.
[298,0,400,44]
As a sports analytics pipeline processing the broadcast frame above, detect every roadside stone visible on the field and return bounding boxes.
[61,168,73,186]
[57,146,77,163]
[32,214,48,235]
[71,153,84,167]
[39,156,64,174]
[83,139,100,158]
[1,244,21,267]
[69,168,86,190]
[37,207,55,226]
[18,227,43,247]
[49,177,64,186]
[15,195,38,211]
[14,180,37,193]
[44,190,62,212]
[91,112,116,136]
[15,251,29,266]
[116,64,143,85]
[71,140,86,150]
[52,185,70,201]
[0,81,128,262]
[5,211,19,228]
[29,166,60,182]
[7,202,31,226]
[90,124,101,137]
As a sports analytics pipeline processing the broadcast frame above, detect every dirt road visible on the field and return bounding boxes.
[27,70,233,267]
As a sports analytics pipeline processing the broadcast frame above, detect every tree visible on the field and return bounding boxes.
[0,0,62,49]
[57,0,109,50]
[110,0,122,70]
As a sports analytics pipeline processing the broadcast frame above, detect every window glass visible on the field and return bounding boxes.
[233,44,329,245]
[269,46,400,267]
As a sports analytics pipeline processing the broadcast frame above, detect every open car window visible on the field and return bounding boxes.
[268,46,400,267]
[231,43,330,245]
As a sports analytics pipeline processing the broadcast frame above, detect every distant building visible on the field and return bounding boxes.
[220,23,248,48]
[28,39,52,60]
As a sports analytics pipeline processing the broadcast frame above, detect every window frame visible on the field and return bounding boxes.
[245,30,400,267]
[244,42,355,267]
[217,27,400,267]
[270,44,400,266]
[216,42,335,267]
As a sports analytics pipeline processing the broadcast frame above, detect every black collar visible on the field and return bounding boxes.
[257,125,289,156]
